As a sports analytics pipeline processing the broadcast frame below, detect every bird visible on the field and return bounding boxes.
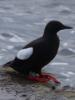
[3,20,72,84]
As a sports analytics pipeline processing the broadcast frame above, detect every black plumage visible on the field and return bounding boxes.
[4,20,72,76]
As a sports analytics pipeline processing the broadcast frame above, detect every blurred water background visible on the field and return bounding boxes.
[0,0,75,87]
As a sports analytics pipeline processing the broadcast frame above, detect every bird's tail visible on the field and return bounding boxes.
[3,61,13,68]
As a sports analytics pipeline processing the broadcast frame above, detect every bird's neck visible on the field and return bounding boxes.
[43,32,58,40]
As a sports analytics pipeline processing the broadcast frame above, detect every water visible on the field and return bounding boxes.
[0,0,75,87]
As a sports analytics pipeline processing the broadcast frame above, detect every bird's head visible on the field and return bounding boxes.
[44,20,72,36]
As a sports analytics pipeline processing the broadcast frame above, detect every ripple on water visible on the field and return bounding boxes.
[14,45,24,50]
[57,5,71,15]
[1,32,26,43]
[61,71,75,78]
[1,33,13,39]
[6,45,14,50]
[9,35,25,43]
[59,48,75,56]
[50,2,61,7]
[50,62,69,66]
[2,17,14,23]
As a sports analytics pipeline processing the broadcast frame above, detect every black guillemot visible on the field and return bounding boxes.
[3,20,72,84]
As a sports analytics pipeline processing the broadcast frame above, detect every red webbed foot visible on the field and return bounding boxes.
[27,72,60,85]
[40,73,60,84]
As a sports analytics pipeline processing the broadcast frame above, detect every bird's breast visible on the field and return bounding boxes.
[36,36,59,64]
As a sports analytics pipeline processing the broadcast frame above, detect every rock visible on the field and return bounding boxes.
[0,67,70,100]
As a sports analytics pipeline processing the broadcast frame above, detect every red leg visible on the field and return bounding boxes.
[27,73,48,83]
[27,72,60,84]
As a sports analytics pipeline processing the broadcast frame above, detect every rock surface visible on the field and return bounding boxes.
[0,67,74,100]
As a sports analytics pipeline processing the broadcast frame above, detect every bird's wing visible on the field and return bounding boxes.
[17,47,33,60]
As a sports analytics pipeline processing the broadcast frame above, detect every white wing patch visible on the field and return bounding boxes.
[17,47,33,60]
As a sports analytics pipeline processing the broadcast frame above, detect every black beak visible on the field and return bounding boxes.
[63,25,72,29]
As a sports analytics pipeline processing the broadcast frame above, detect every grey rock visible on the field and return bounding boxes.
[0,68,68,100]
